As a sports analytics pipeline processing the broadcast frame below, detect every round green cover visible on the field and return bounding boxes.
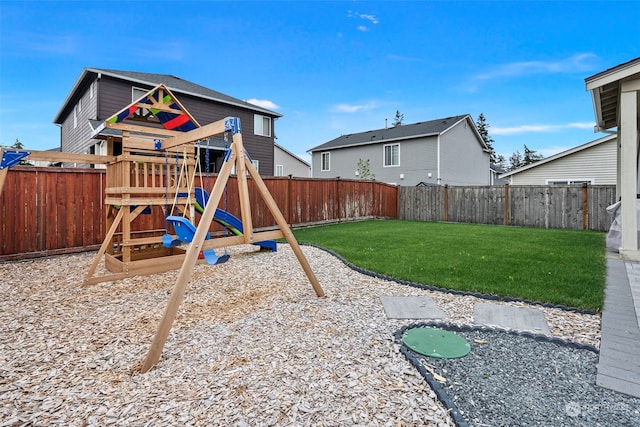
[403,327,471,359]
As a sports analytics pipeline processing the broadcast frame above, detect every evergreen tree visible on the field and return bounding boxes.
[475,113,496,164]
[494,154,507,170]
[522,144,544,166]
[508,150,523,171]
[392,110,404,127]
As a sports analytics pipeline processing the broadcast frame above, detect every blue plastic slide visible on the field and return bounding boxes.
[193,187,277,252]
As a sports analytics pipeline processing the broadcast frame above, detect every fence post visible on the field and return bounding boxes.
[504,183,510,225]
[336,177,341,223]
[396,184,401,219]
[582,182,588,230]
[444,184,449,222]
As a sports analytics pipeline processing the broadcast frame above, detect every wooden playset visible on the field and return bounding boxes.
[0,84,324,372]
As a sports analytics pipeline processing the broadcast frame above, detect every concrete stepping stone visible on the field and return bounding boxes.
[473,302,550,334]
[380,296,446,319]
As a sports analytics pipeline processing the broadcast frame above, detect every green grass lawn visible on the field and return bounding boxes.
[291,219,606,312]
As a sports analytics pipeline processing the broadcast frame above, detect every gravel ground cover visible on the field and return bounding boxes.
[0,244,609,426]
[398,323,640,427]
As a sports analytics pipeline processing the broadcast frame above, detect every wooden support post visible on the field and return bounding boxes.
[504,183,510,225]
[139,149,237,373]
[234,132,254,242]
[139,132,324,373]
[244,155,325,298]
[444,184,449,222]
[0,167,8,196]
[84,208,125,285]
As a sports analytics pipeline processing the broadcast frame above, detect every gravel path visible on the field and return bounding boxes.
[0,244,620,426]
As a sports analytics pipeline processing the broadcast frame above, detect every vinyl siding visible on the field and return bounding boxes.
[60,77,98,162]
[274,146,310,177]
[508,138,617,185]
[439,120,490,185]
[311,136,438,185]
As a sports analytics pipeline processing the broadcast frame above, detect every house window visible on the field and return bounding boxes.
[90,81,95,99]
[73,105,78,129]
[384,143,400,167]
[321,152,330,171]
[546,179,594,185]
[254,115,271,137]
[251,159,259,174]
[275,164,284,176]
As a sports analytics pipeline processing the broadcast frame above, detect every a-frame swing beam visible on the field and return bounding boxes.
[139,128,324,373]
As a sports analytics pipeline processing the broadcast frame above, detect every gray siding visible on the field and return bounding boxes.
[439,120,490,185]
[508,138,617,185]
[311,123,487,186]
[60,77,98,164]
[274,146,310,177]
[312,137,438,185]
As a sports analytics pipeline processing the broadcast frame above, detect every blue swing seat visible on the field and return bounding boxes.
[163,216,229,265]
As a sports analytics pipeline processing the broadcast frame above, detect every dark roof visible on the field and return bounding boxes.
[308,114,475,152]
[54,68,281,124]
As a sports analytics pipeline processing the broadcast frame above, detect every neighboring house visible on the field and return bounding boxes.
[490,165,509,185]
[308,114,490,186]
[499,134,617,185]
[274,143,311,177]
[31,147,62,167]
[53,68,281,174]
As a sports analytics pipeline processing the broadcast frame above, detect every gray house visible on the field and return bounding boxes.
[53,68,281,174]
[274,143,311,177]
[309,114,490,186]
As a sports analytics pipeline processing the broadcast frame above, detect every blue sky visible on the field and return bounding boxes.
[1,1,639,164]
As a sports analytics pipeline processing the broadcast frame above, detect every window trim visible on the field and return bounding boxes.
[275,164,284,176]
[321,152,330,172]
[383,143,400,167]
[254,114,272,137]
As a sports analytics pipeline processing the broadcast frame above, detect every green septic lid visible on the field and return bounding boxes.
[403,327,471,359]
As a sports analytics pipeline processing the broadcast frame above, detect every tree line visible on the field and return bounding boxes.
[475,113,543,171]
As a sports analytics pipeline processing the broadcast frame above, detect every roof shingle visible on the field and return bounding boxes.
[309,114,470,152]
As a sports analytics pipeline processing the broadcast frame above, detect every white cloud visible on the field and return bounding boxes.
[492,122,595,135]
[246,99,280,110]
[359,14,379,24]
[347,10,379,31]
[330,101,377,113]
[476,53,599,80]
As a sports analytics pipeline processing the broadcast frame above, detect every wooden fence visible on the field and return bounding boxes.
[399,184,617,231]
[1,168,619,260]
[0,167,398,260]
